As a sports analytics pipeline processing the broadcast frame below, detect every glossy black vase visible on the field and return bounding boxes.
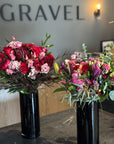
[77,102,99,144]
[19,91,40,139]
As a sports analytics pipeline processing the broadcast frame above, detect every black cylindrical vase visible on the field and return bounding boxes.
[77,102,99,144]
[19,91,40,139]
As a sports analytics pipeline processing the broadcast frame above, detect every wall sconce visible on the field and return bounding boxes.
[94,4,101,18]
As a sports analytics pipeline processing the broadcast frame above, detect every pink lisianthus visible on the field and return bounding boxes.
[39,52,46,60]
[27,59,33,68]
[28,66,38,80]
[72,72,81,82]
[10,54,15,60]
[6,69,13,75]
[102,63,110,72]
[41,63,50,74]
[73,79,85,91]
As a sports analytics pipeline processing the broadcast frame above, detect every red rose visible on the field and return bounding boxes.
[0,59,10,70]
[3,47,15,59]
[73,65,80,71]
[82,64,90,72]
[33,60,41,72]
[0,52,5,62]
[40,54,55,67]
[20,63,29,74]
[103,74,108,79]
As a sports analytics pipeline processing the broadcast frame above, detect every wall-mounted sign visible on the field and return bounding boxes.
[0,3,85,21]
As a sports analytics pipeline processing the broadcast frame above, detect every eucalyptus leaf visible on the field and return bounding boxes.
[109,90,114,101]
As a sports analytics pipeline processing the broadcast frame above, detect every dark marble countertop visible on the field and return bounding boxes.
[0,109,114,144]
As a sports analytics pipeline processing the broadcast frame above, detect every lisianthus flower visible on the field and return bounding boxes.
[39,52,46,60]
[72,72,81,82]
[3,47,15,60]
[28,66,38,80]
[41,63,50,74]
[28,59,33,68]
[6,69,13,75]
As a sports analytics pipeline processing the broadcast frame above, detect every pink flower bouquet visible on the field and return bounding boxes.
[0,35,55,93]
[54,44,114,106]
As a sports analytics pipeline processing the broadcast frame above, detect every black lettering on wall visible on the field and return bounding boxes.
[35,5,47,21]
[19,4,32,21]
[49,5,60,20]
[0,4,15,21]
[64,5,73,20]
[77,6,85,20]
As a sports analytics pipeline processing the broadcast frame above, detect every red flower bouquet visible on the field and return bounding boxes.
[0,35,55,93]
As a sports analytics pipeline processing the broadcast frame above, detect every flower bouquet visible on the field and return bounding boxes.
[54,44,114,107]
[54,43,114,144]
[0,34,55,138]
[0,34,55,94]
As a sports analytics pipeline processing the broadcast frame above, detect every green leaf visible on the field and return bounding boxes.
[20,90,30,94]
[109,90,114,101]
[72,83,82,88]
[53,87,66,93]
[2,78,8,83]
[46,44,54,48]
[68,85,76,91]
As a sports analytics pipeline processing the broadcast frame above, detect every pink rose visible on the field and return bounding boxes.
[41,63,50,74]
[6,69,13,75]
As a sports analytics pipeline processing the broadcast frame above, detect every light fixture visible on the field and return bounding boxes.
[94,4,101,18]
